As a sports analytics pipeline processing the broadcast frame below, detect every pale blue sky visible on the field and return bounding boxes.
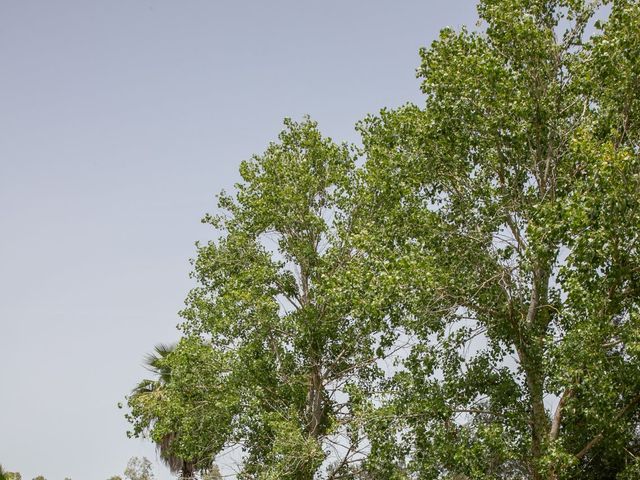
[0,1,477,478]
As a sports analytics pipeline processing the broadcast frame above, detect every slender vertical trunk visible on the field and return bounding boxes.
[300,254,326,479]
[298,361,325,480]
[518,265,553,479]
[527,368,548,480]
[300,261,324,438]
[307,362,324,438]
[515,341,548,480]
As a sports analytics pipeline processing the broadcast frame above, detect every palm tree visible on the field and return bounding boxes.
[131,343,205,479]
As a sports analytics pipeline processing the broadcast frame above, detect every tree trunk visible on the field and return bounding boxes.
[519,265,553,479]
[180,462,195,480]
[307,362,324,438]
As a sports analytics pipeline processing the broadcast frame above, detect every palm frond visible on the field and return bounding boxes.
[141,343,176,382]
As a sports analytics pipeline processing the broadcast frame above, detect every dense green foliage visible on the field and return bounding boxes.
[126,1,640,478]
[126,343,230,477]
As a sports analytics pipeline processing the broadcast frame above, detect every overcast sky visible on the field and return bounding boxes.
[0,1,477,478]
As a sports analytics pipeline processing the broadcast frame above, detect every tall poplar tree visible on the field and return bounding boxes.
[178,118,379,478]
[354,0,640,478]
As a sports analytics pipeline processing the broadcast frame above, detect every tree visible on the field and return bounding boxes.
[125,1,640,478]
[124,457,154,480]
[126,342,233,478]
[176,117,381,478]
[200,466,223,480]
[352,0,640,478]
[128,343,197,478]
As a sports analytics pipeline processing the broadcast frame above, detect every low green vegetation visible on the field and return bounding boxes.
[125,0,640,479]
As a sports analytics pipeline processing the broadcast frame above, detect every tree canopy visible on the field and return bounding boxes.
[125,1,640,479]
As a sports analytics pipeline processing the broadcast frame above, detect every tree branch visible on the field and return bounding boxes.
[575,393,640,460]
[550,388,573,441]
